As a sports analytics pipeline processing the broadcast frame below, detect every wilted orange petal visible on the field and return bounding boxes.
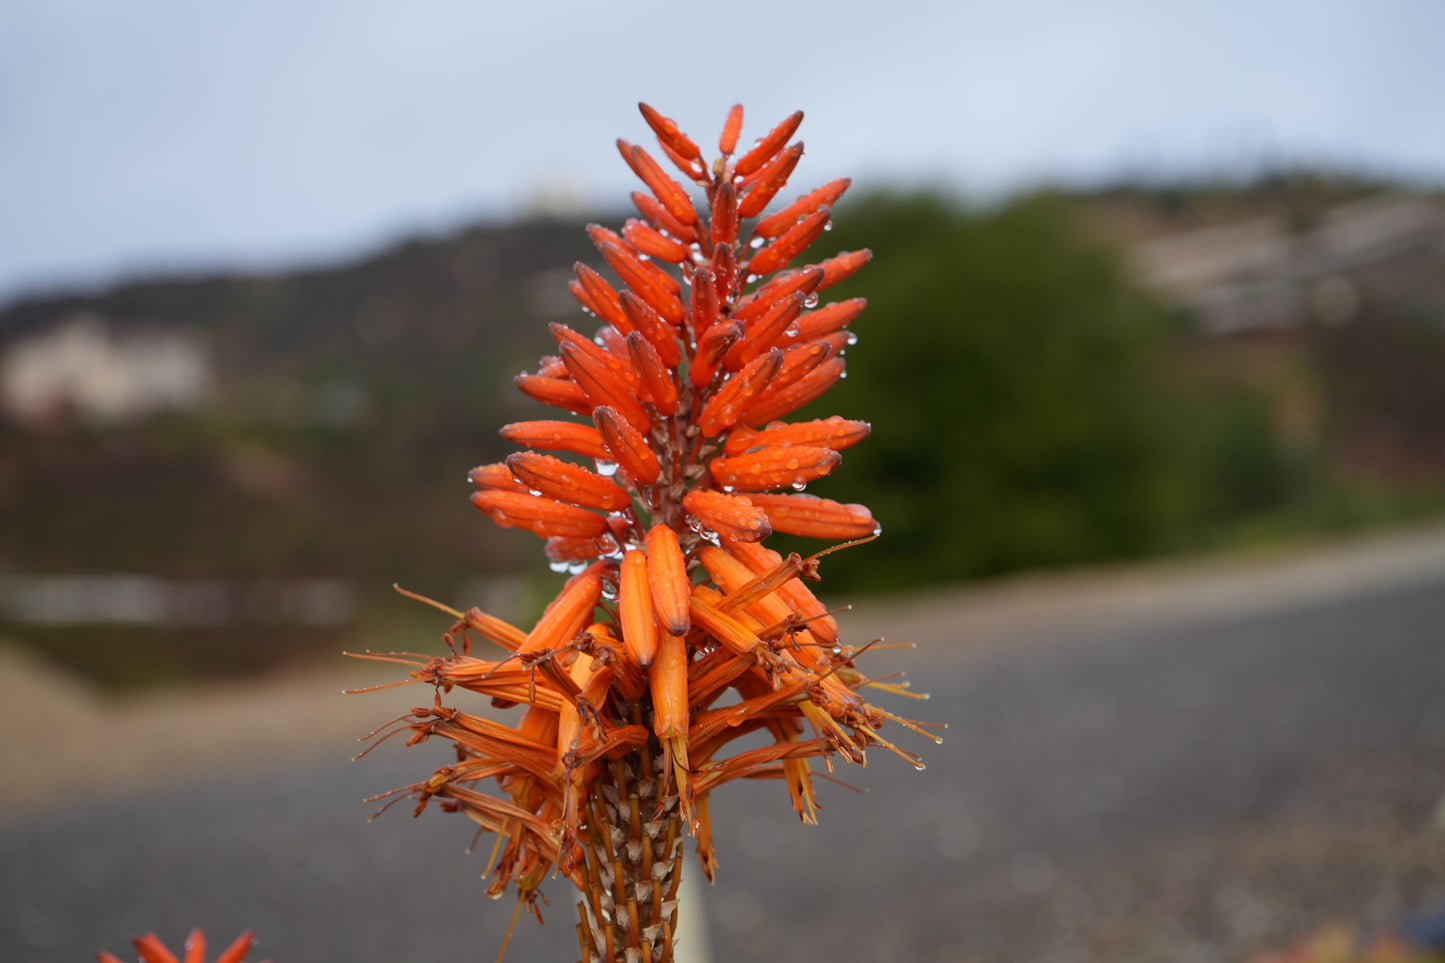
[724,415,871,456]
[513,374,592,416]
[650,631,689,738]
[690,320,742,388]
[592,406,662,486]
[747,206,831,277]
[619,549,659,667]
[471,490,610,540]
[738,142,804,219]
[461,605,528,651]
[632,190,696,243]
[630,144,698,226]
[816,248,872,288]
[753,177,851,239]
[710,180,739,247]
[780,297,867,345]
[500,420,610,461]
[645,524,690,636]
[626,332,679,415]
[698,349,783,437]
[522,571,602,654]
[639,102,702,161]
[619,291,682,367]
[723,292,805,372]
[559,343,651,435]
[733,109,803,178]
[719,104,744,155]
[731,266,824,323]
[506,451,631,512]
[622,218,690,264]
[744,492,879,539]
[682,489,772,542]
[740,356,846,427]
[469,462,529,493]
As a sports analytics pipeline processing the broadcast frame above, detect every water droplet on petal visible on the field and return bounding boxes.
[823,222,833,232]
[749,236,765,249]
[549,560,571,573]
[790,479,807,491]
[721,484,735,493]
[691,159,705,174]
[845,332,858,345]
[595,459,618,477]
[802,293,819,308]
[784,322,801,337]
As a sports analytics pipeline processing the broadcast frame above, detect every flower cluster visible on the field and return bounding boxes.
[97,930,264,963]
[357,103,934,962]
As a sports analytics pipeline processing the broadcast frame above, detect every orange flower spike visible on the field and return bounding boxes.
[514,374,592,417]
[521,570,602,654]
[723,292,806,371]
[740,355,847,427]
[719,103,744,156]
[780,296,867,345]
[622,218,690,264]
[626,332,679,415]
[572,263,633,334]
[558,342,651,435]
[731,266,824,323]
[469,462,529,493]
[630,144,698,226]
[506,452,631,512]
[638,102,702,163]
[690,320,742,388]
[690,266,720,335]
[709,445,841,493]
[744,492,880,539]
[753,177,852,239]
[645,523,691,636]
[710,180,739,247]
[631,190,696,244]
[619,291,682,367]
[699,348,783,437]
[816,248,873,288]
[500,420,611,461]
[733,109,803,178]
[738,142,804,219]
[592,406,662,486]
[724,415,872,456]
[682,489,772,542]
[471,490,610,540]
[747,206,832,277]
[550,323,640,390]
[619,549,660,667]
[597,239,686,325]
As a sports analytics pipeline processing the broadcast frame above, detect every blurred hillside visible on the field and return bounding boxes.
[3,175,1443,685]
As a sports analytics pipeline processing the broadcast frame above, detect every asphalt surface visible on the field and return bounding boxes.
[4,553,1444,963]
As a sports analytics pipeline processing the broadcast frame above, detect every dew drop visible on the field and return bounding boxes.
[601,583,619,601]
[802,293,819,309]
[784,322,801,337]
[690,159,705,174]
[912,763,927,772]
[595,459,619,477]
[790,479,807,491]
[871,524,883,536]
[749,236,765,249]
[549,560,571,573]
[700,527,717,540]
[845,332,858,345]
[568,562,587,575]
[528,488,544,497]
[721,485,735,493]
[831,645,843,656]
[745,273,760,284]
[839,370,848,379]
[637,253,651,262]
[823,222,833,232]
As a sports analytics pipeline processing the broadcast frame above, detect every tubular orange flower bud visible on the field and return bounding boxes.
[593,322,630,360]
[500,420,610,461]
[622,218,690,264]
[514,374,592,416]
[738,142,804,219]
[506,452,631,512]
[733,109,803,178]
[691,266,720,336]
[460,606,529,651]
[589,225,682,295]
[746,206,831,276]
[753,177,851,239]
[619,291,682,367]
[597,238,686,325]
[645,523,690,636]
[471,490,610,540]
[766,338,833,394]
[816,248,873,288]
[709,445,841,492]
[639,102,702,161]
[544,536,601,566]
[740,356,846,427]
[722,292,805,372]
[630,144,698,226]
[710,180,739,247]
[615,138,642,177]
[723,415,871,456]
[691,320,742,387]
[658,137,704,182]
[651,631,689,738]
[719,103,744,155]
[619,549,659,667]
[731,266,824,323]
[712,241,738,301]
[698,349,783,437]
[591,406,661,486]
[559,342,651,435]
[550,323,640,390]
[572,263,632,333]
[626,332,679,415]
[743,493,879,539]
[780,297,867,345]
[682,489,772,542]
[521,571,602,653]
[469,462,529,492]
[631,190,696,244]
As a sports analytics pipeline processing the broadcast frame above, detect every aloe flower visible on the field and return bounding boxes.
[97,930,265,963]
[358,103,936,963]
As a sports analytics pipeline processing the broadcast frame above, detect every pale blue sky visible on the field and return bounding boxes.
[4,0,1442,302]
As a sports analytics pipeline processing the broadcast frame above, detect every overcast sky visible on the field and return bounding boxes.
[4,0,1443,303]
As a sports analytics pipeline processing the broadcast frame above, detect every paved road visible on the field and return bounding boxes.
[3,562,1444,963]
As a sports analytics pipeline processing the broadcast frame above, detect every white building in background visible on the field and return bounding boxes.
[0,312,211,426]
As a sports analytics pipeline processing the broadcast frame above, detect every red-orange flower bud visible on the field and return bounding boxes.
[471,490,610,540]
[709,445,840,492]
[682,489,772,542]
[743,493,879,539]
[506,452,631,512]
[645,523,690,636]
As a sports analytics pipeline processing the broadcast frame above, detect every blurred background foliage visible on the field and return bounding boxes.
[3,178,1444,685]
